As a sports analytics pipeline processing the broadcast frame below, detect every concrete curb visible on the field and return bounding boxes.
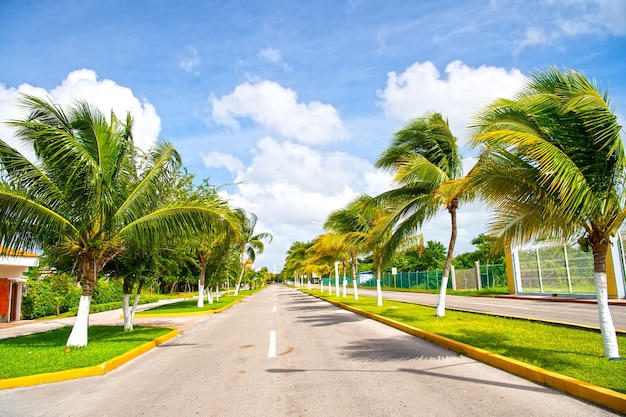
[312,293,626,415]
[0,328,178,390]
[133,296,246,317]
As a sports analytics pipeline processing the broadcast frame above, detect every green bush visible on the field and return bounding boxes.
[22,273,81,319]
[92,278,123,304]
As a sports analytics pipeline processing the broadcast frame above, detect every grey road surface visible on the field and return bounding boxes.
[343,287,626,331]
[0,285,619,416]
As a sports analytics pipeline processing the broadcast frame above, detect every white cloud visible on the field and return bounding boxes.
[258,47,291,72]
[0,69,161,156]
[179,46,201,74]
[200,151,245,175]
[555,0,626,36]
[209,80,350,145]
[378,60,526,142]
[217,136,392,269]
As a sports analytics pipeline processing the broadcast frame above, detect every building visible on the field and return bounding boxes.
[0,247,40,323]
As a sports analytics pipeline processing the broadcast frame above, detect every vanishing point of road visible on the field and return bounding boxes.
[0,284,621,416]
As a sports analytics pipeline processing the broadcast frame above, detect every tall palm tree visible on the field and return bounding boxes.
[340,195,398,306]
[233,210,272,296]
[375,112,464,316]
[324,206,369,300]
[0,94,235,346]
[468,67,624,359]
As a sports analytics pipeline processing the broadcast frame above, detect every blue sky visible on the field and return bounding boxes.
[1,0,625,270]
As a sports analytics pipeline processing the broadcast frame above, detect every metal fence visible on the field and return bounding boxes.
[350,264,507,291]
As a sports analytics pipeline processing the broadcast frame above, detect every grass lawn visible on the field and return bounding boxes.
[0,326,172,379]
[136,289,257,316]
[306,290,626,394]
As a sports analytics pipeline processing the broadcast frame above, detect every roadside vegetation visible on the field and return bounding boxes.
[306,290,626,394]
[287,67,625,359]
[0,326,172,379]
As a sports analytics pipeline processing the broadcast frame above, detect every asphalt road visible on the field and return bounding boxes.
[0,285,620,416]
[343,287,626,331]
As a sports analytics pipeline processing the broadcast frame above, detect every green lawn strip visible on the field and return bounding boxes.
[135,292,251,315]
[0,326,172,379]
[307,290,626,394]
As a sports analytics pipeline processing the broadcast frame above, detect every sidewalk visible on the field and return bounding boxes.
[0,298,197,340]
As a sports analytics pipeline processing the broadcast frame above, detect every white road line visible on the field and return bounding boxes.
[272,305,277,312]
[268,330,276,358]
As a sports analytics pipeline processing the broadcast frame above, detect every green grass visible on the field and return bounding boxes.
[0,326,172,379]
[307,290,626,394]
[135,289,258,315]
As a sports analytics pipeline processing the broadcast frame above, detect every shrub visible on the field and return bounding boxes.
[92,278,123,304]
[22,273,80,319]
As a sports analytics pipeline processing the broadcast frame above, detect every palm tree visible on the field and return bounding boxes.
[0,94,235,346]
[375,112,464,316]
[323,208,368,300]
[340,195,398,306]
[233,210,272,296]
[285,240,313,287]
[468,67,624,359]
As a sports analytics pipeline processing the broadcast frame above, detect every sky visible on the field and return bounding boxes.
[1,0,625,272]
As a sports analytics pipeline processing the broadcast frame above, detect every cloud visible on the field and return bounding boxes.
[258,47,291,71]
[378,60,526,142]
[0,69,161,157]
[217,136,392,268]
[179,46,201,74]
[209,80,350,145]
[512,0,626,50]
[200,151,245,175]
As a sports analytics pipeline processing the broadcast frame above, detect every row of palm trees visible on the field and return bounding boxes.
[0,95,272,346]
[285,67,624,359]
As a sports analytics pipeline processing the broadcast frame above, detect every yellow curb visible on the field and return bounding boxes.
[0,328,178,390]
[130,297,246,318]
[312,293,626,415]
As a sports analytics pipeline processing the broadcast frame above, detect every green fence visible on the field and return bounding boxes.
[356,264,507,291]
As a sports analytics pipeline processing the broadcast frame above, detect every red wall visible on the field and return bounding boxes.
[0,279,9,315]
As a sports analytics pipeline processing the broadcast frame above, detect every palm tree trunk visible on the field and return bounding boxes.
[122,278,134,331]
[334,261,340,297]
[352,256,359,301]
[67,259,99,347]
[131,280,144,323]
[376,263,383,307]
[436,200,458,317]
[198,265,206,307]
[234,250,245,296]
[591,241,620,359]
[342,262,347,298]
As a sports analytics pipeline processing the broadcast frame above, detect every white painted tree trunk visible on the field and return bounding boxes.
[131,293,140,321]
[122,293,133,331]
[594,272,620,358]
[342,267,347,298]
[67,295,91,347]
[216,287,220,302]
[234,283,240,296]
[334,262,340,297]
[208,287,214,304]
[435,275,449,317]
[353,278,359,301]
[197,284,205,307]
[376,278,382,307]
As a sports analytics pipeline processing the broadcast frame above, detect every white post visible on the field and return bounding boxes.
[474,261,481,291]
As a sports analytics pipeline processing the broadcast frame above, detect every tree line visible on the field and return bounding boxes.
[0,95,272,347]
[284,67,624,359]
